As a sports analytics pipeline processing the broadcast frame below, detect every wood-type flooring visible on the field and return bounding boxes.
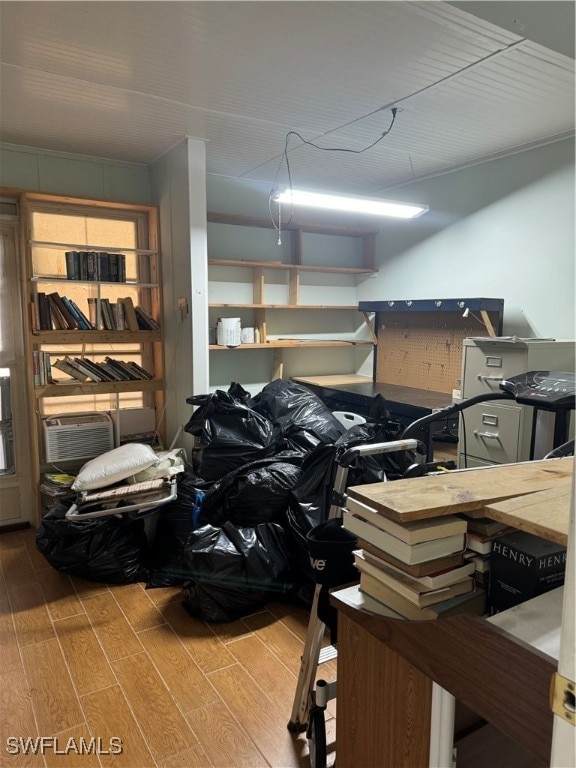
[0,528,336,768]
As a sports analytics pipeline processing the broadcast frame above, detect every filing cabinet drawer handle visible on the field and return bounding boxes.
[476,375,503,383]
[474,430,501,440]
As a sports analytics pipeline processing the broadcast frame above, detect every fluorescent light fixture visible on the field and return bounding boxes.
[273,189,428,219]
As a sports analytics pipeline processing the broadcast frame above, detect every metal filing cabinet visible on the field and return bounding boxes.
[458,338,575,467]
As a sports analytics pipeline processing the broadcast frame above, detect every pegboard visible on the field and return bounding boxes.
[375,311,502,393]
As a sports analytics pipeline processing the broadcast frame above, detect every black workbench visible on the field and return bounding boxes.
[292,375,454,459]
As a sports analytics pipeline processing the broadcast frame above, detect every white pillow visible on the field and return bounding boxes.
[72,443,157,491]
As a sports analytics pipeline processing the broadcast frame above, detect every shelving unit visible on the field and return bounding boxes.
[17,191,165,523]
[207,212,378,381]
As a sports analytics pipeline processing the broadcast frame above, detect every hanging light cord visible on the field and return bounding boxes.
[269,107,398,237]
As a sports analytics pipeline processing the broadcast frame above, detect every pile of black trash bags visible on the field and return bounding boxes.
[36,380,413,622]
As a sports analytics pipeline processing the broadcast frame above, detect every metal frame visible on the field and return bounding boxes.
[287,438,419,734]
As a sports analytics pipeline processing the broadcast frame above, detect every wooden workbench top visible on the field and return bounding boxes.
[346,458,574,541]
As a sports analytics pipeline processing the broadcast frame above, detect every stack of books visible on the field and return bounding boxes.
[52,357,153,383]
[343,497,485,620]
[459,514,514,588]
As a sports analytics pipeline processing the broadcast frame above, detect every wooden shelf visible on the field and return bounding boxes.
[208,258,374,275]
[209,303,359,310]
[31,276,158,288]
[30,239,156,255]
[209,340,373,350]
[36,378,164,397]
[32,330,161,344]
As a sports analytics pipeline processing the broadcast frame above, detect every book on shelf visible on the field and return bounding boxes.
[65,251,80,280]
[112,302,126,331]
[52,358,89,382]
[135,305,160,330]
[358,538,465,577]
[466,528,515,555]
[458,514,510,537]
[103,298,114,330]
[346,496,467,545]
[70,357,106,382]
[125,360,153,380]
[97,252,110,281]
[359,571,483,621]
[66,297,94,330]
[87,298,98,328]
[342,511,466,565]
[99,361,128,381]
[354,551,474,607]
[120,296,140,331]
[49,292,78,329]
[489,530,566,614]
[359,546,475,590]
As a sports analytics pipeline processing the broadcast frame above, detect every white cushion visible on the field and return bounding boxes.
[72,443,157,491]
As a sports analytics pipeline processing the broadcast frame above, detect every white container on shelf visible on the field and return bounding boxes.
[241,327,255,344]
[216,317,241,347]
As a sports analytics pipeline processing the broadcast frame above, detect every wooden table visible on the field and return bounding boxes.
[331,458,573,767]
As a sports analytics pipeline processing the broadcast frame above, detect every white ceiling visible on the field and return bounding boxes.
[0,1,574,195]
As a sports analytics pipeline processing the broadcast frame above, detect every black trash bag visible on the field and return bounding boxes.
[307,518,358,643]
[184,384,277,481]
[250,379,345,454]
[336,419,414,485]
[36,504,149,584]
[182,521,293,622]
[198,456,303,528]
[147,470,210,587]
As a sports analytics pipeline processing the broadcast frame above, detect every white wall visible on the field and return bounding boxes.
[150,138,208,449]
[362,138,575,339]
[0,143,151,203]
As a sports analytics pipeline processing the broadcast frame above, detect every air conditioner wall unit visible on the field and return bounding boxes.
[43,413,114,462]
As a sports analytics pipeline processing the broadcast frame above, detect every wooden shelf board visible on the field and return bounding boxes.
[29,240,156,255]
[30,276,158,287]
[32,330,161,344]
[293,373,373,387]
[36,379,163,397]
[208,303,359,310]
[346,458,574,527]
[209,340,373,350]
[208,258,373,274]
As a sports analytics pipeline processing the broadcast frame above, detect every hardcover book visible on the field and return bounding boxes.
[489,530,567,614]
[347,497,467,544]
[357,538,465,578]
[466,528,515,555]
[359,547,475,590]
[354,552,474,606]
[343,512,466,565]
[359,572,484,621]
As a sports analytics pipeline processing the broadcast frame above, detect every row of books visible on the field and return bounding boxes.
[343,497,484,621]
[32,292,160,332]
[52,356,153,383]
[32,350,52,386]
[65,251,127,282]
